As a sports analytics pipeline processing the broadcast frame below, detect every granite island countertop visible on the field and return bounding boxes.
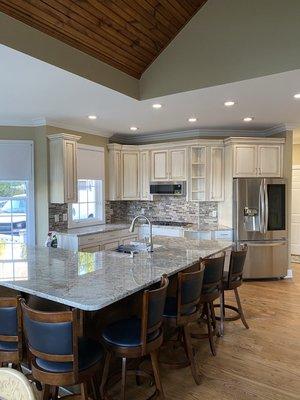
[0,237,231,311]
[56,223,131,237]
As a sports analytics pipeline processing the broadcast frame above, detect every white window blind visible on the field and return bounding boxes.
[0,141,33,180]
[77,145,105,180]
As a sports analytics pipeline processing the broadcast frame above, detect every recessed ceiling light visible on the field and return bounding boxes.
[243,117,254,122]
[152,103,162,109]
[188,117,197,122]
[294,93,300,99]
[88,115,97,120]
[224,101,235,107]
[130,126,138,131]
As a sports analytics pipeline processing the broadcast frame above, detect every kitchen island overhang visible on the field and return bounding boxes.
[0,237,232,311]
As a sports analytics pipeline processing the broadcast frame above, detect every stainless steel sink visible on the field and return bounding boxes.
[116,241,162,255]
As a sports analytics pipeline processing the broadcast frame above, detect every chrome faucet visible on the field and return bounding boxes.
[129,215,153,252]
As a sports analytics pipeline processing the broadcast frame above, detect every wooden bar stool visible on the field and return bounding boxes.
[215,246,249,329]
[21,299,104,400]
[0,297,22,369]
[191,253,225,356]
[100,275,169,400]
[162,266,205,385]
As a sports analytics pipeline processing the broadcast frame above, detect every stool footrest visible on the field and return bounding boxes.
[214,304,241,321]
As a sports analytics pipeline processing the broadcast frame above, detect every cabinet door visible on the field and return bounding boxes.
[151,150,168,181]
[258,145,282,177]
[122,152,139,199]
[140,151,150,200]
[102,240,120,250]
[233,145,257,177]
[169,148,186,180]
[210,147,224,201]
[64,140,78,203]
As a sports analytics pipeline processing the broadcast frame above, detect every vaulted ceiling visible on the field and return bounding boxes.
[0,0,208,78]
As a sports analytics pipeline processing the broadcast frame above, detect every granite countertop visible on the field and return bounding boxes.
[0,237,231,311]
[185,224,233,232]
[56,223,131,237]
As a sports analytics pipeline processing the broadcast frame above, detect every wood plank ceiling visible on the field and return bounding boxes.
[0,0,208,78]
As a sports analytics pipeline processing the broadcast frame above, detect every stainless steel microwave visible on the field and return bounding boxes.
[149,181,186,196]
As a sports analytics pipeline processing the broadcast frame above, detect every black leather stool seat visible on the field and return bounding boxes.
[163,297,197,318]
[36,337,103,373]
[102,317,160,348]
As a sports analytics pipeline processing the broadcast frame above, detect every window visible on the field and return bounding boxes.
[0,141,34,245]
[69,145,105,228]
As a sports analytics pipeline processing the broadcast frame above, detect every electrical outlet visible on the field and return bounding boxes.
[141,208,145,215]
[63,213,68,222]
[210,210,217,218]
[54,214,59,223]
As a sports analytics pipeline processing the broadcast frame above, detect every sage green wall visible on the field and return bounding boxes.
[0,12,139,99]
[0,125,48,246]
[140,0,300,99]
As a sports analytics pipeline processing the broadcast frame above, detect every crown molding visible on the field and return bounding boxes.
[110,124,300,145]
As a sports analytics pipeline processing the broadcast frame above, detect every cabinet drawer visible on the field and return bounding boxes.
[79,245,100,253]
[79,234,102,247]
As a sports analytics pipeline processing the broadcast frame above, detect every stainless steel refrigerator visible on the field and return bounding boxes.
[233,178,288,279]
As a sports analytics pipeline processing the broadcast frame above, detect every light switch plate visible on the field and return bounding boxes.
[63,213,68,222]
[54,214,59,223]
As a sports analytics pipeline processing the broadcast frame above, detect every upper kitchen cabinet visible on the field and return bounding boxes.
[48,133,81,203]
[121,150,139,200]
[140,151,151,200]
[210,146,224,201]
[108,144,143,201]
[151,147,187,181]
[227,138,284,178]
[108,144,122,201]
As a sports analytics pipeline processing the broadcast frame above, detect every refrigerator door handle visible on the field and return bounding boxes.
[264,179,269,234]
[259,180,265,234]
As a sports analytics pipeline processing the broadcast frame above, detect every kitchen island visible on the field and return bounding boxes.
[0,237,231,311]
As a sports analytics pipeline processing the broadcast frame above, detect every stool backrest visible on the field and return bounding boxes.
[141,275,169,355]
[21,300,79,379]
[0,297,22,362]
[177,265,205,320]
[0,368,36,400]
[227,245,248,289]
[200,252,225,296]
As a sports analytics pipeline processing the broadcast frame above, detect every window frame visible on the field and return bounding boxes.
[68,144,105,229]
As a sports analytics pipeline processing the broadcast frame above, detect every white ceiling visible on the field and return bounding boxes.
[0,44,300,137]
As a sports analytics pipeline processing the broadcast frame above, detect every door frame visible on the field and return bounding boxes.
[291,164,300,255]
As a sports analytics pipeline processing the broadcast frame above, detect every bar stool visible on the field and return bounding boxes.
[191,252,225,356]
[162,266,205,385]
[215,246,249,329]
[0,297,22,369]
[21,299,104,400]
[100,275,169,400]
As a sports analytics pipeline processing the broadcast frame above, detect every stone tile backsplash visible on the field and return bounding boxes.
[50,198,218,232]
[49,203,68,231]
[106,197,218,225]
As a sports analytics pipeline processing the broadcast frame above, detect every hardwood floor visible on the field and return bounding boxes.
[114,264,300,399]
[33,264,300,399]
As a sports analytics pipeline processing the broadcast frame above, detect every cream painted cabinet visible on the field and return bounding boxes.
[258,145,282,177]
[233,144,257,177]
[108,147,122,200]
[210,147,224,201]
[140,151,150,200]
[48,133,81,203]
[122,151,140,200]
[151,148,186,181]
[233,143,283,178]
[169,148,186,180]
[151,150,168,181]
